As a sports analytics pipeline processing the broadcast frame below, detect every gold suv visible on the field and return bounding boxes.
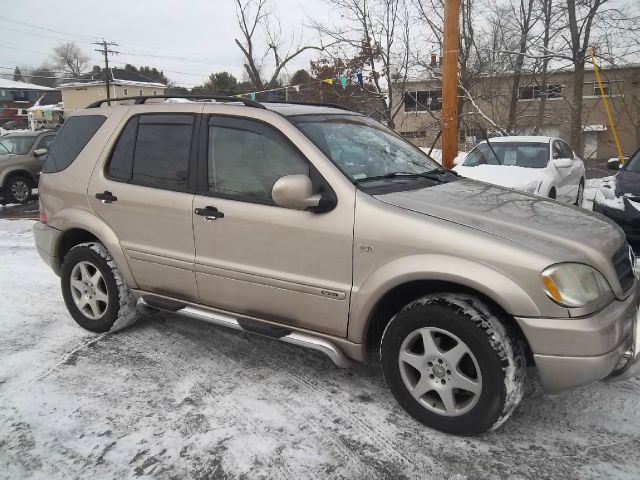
[33,96,640,435]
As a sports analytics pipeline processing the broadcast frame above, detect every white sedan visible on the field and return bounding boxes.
[453,136,586,205]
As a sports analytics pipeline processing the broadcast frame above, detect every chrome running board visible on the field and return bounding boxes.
[137,297,353,368]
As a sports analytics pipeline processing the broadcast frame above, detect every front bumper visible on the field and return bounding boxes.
[33,221,62,276]
[515,287,640,393]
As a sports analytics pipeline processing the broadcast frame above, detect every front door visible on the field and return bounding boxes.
[88,111,200,301]
[192,114,354,336]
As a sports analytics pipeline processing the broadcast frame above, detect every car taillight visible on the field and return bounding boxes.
[39,199,48,223]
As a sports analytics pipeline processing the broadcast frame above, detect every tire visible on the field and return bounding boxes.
[380,294,525,436]
[61,242,139,333]
[574,179,585,206]
[5,174,32,204]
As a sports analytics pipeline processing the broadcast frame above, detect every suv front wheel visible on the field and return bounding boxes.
[381,294,525,435]
[61,242,139,333]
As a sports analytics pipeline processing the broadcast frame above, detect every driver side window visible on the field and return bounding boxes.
[207,117,309,202]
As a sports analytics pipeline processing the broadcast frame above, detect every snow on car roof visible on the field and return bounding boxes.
[478,136,555,144]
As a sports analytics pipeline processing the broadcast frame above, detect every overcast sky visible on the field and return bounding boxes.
[0,0,330,88]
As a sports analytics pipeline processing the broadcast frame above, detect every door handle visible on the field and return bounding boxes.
[195,205,224,221]
[95,191,117,204]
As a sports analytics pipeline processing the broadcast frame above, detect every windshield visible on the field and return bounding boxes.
[0,135,37,155]
[463,142,549,169]
[290,114,439,182]
[623,149,640,172]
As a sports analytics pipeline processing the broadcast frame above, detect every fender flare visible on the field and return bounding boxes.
[48,207,138,289]
[0,167,36,187]
[348,254,541,344]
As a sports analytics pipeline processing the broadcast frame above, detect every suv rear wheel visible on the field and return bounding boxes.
[380,294,525,435]
[61,242,139,333]
[5,174,32,204]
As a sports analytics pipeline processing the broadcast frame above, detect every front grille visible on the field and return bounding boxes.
[612,243,635,292]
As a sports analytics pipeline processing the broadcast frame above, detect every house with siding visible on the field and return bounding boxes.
[59,68,166,111]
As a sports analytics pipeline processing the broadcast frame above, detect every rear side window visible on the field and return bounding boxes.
[43,115,106,173]
[107,114,193,191]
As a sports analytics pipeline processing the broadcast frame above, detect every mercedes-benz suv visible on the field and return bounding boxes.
[33,96,640,435]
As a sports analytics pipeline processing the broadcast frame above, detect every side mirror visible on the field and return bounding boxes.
[607,158,621,170]
[272,174,322,211]
[453,153,466,166]
[34,148,48,157]
[553,158,572,169]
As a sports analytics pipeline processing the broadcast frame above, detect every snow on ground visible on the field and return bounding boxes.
[1,220,640,479]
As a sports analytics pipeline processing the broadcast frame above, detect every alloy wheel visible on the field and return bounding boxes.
[10,178,30,203]
[69,261,109,320]
[398,327,482,417]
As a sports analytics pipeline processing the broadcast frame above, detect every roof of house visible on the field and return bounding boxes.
[0,78,57,91]
[58,68,166,89]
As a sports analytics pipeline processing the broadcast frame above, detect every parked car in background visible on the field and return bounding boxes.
[453,136,586,205]
[33,97,639,435]
[0,129,56,204]
[593,149,640,242]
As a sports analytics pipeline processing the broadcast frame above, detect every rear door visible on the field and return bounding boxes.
[88,108,202,301]
[191,113,354,336]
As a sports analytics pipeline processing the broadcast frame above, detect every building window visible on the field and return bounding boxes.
[404,90,442,112]
[400,130,426,139]
[138,89,143,96]
[123,88,128,96]
[152,90,157,95]
[518,84,563,100]
[595,81,611,96]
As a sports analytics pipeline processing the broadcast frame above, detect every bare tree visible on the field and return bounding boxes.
[235,0,324,90]
[504,0,538,132]
[52,42,89,78]
[311,0,412,129]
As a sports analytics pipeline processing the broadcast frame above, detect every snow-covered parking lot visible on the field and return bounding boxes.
[1,219,640,479]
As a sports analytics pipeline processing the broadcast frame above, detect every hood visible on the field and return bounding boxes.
[616,170,640,198]
[453,164,543,191]
[374,178,624,260]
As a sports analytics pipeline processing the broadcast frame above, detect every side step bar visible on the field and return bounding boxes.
[137,297,353,368]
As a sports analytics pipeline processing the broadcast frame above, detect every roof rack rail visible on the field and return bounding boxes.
[260,99,353,112]
[85,95,266,109]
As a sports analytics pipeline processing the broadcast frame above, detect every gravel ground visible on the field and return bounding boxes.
[1,219,639,480]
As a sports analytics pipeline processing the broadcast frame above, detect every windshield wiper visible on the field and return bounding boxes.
[354,169,458,184]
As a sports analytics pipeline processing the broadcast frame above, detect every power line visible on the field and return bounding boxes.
[0,15,97,41]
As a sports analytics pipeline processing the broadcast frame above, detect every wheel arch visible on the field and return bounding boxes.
[1,167,37,188]
[348,255,539,360]
[50,208,138,289]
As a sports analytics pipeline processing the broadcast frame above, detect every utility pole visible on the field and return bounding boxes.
[93,39,119,105]
[441,0,460,169]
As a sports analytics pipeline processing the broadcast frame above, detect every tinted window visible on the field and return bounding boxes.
[623,150,640,171]
[0,135,37,155]
[36,134,56,150]
[207,117,308,201]
[561,142,574,159]
[131,115,193,190]
[107,117,138,181]
[552,141,563,159]
[43,115,106,172]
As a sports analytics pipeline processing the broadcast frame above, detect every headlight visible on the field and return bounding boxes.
[541,263,612,307]
[521,181,542,194]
